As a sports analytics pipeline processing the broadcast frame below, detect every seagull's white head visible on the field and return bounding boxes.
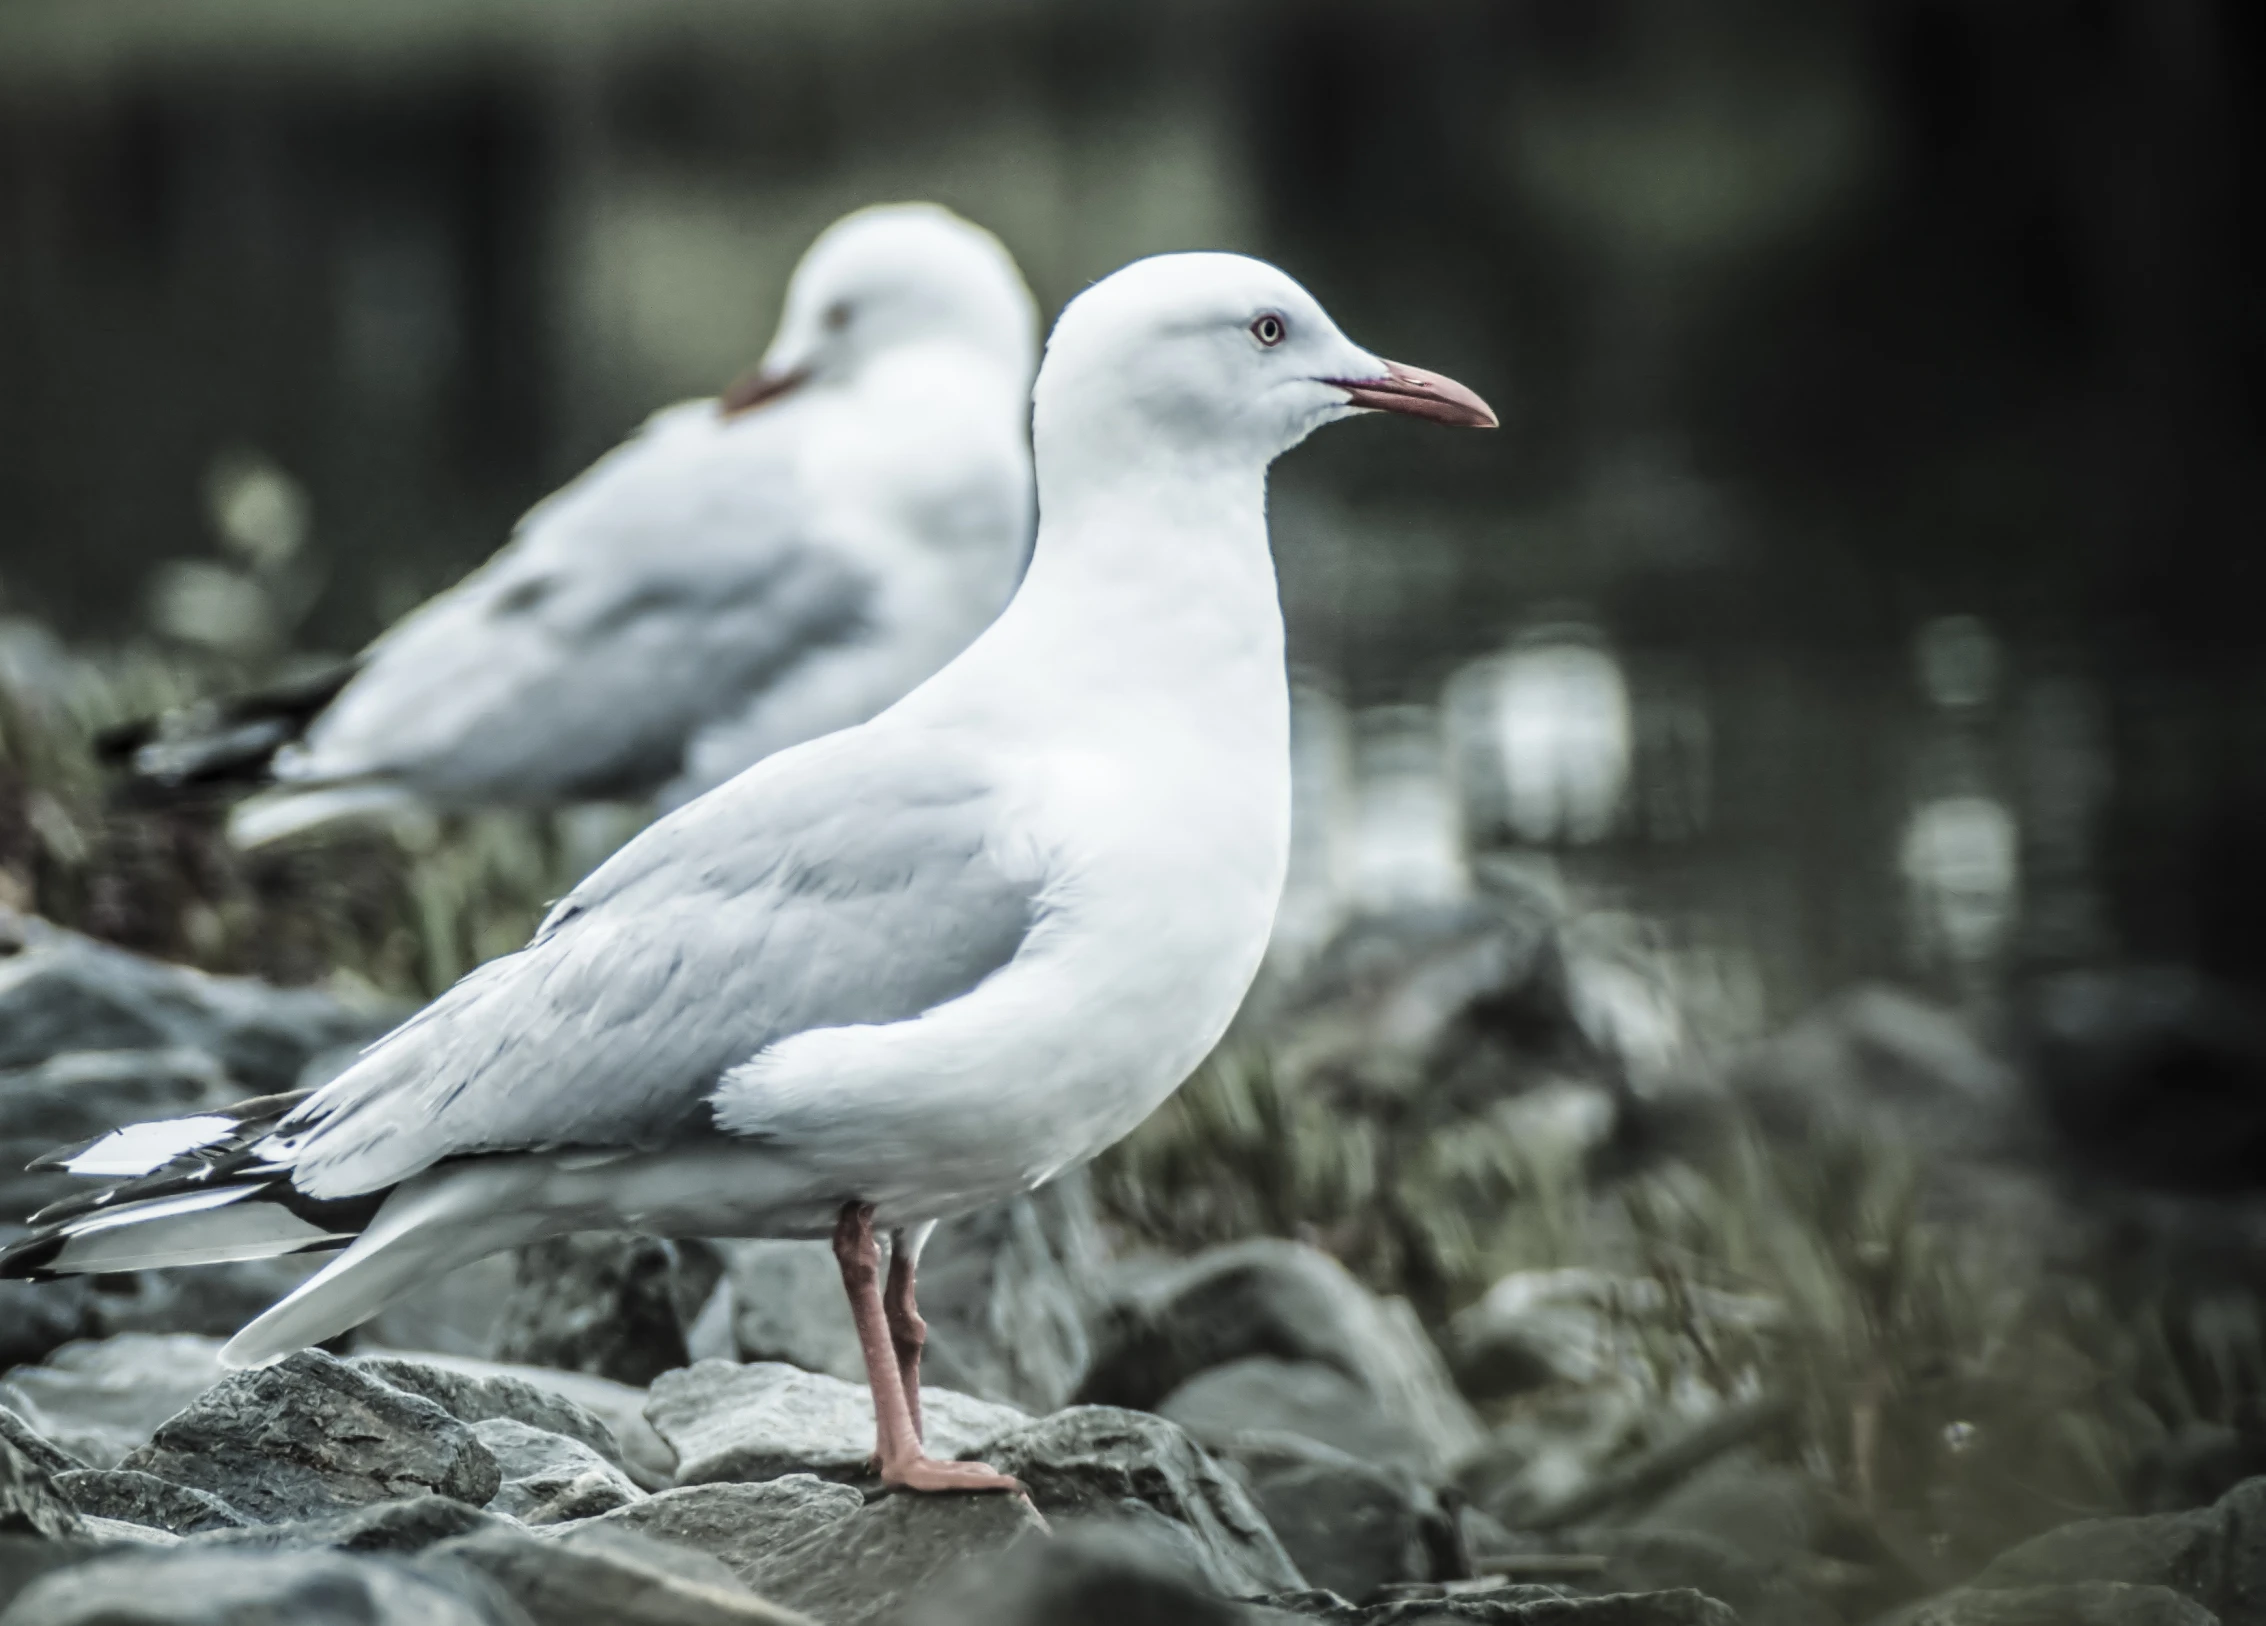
[1033,252,1495,486]
[723,202,1039,413]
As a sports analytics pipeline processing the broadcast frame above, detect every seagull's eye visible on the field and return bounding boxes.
[823,302,852,332]
[1250,314,1287,348]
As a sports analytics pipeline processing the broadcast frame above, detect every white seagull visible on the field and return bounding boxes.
[156,202,1037,845]
[8,252,1495,1493]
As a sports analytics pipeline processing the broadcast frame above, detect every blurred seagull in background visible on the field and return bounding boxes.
[7,252,1495,1494]
[120,202,1038,846]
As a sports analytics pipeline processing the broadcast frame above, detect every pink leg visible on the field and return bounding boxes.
[832,1203,1019,1495]
[884,1229,927,1444]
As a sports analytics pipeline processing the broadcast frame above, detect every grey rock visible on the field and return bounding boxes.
[339,1358,666,1494]
[494,1233,723,1387]
[1970,1474,2266,1624]
[69,1518,179,1548]
[742,1486,1049,1626]
[1900,1583,2221,1626]
[120,1350,501,1523]
[977,1404,1307,1596]
[0,1282,94,1375]
[1257,1585,1741,1623]
[0,1443,83,1541]
[0,1408,79,1478]
[351,1354,625,1466]
[50,1470,246,1535]
[0,921,393,1092]
[646,1359,1025,1487]
[1579,1529,1824,1626]
[539,1478,862,1587]
[0,1536,117,1620]
[420,1524,812,1625]
[545,1523,752,1599]
[472,1418,642,1522]
[1163,1357,1434,1472]
[1218,1431,1456,1604]
[0,1334,224,1468]
[716,1242,865,1385]
[0,1547,521,1626]
[1082,1241,1485,1478]
[190,1493,508,1554]
[895,1518,1248,1626]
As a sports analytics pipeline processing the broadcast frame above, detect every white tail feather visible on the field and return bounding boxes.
[48,1186,347,1274]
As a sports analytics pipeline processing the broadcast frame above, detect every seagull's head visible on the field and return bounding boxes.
[723,203,1039,414]
[1033,252,1495,479]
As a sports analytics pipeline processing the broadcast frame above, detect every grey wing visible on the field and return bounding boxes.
[273,731,1037,1199]
[287,403,874,803]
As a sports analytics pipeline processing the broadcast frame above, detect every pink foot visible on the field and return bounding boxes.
[880,1455,1025,1495]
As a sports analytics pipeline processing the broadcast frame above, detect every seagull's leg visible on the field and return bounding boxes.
[832,1202,1020,1495]
[884,1220,936,1443]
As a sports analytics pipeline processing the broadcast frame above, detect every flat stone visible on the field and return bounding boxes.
[1081,1240,1485,1478]
[0,1547,519,1626]
[0,1441,84,1541]
[1255,1584,1742,1623]
[419,1525,814,1626]
[189,1494,507,1554]
[646,1360,1025,1487]
[50,1470,247,1535]
[351,1350,674,1487]
[977,1405,1307,1596]
[1969,1474,2266,1625]
[744,1487,1050,1626]
[120,1350,500,1523]
[1216,1431,1455,1604]
[540,1478,863,1586]
[0,1335,225,1468]
[1161,1357,1434,1471]
[892,1518,1248,1626]
[353,1354,625,1465]
[472,1417,642,1522]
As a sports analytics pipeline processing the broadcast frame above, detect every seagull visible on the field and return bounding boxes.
[128,202,1038,845]
[5,252,1495,1493]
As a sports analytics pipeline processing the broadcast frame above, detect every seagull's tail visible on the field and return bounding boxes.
[97,660,358,806]
[227,782,426,850]
[0,1090,384,1283]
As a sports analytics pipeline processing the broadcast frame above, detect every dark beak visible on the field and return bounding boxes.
[1326,360,1498,429]
[718,364,811,417]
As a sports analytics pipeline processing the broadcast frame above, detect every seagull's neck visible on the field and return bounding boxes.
[945,456,1286,746]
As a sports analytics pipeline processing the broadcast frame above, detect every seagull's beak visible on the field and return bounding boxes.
[718,364,811,417]
[1326,360,1498,429]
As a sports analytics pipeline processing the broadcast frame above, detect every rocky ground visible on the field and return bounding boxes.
[3,912,2265,1624]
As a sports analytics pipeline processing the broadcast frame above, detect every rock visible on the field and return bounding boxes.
[0,1547,521,1626]
[715,1242,866,1386]
[544,1523,753,1597]
[0,1536,116,1620]
[493,1233,723,1387]
[2133,1418,2266,1516]
[0,1335,224,1468]
[1161,1357,1436,1473]
[0,1409,79,1478]
[1899,1583,2221,1626]
[0,1442,83,1541]
[978,1405,1307,1596]
[1081,1240,1485,1478]
[896,1518,1248,1626]
[73,1518,178,1547]
[472,1417,643,1522]
[539,1479,863,1587]
[0,920,392,1091]
[1257,1585,1741,1623]
[0,1282,94,1375]
[349,1354,625,1465]
[1967,1474,2266,1623]
[741,1487,1049,1626]
[915,1174,1106,1413]
[351,1351,674,1488]
[646,1360,1025,1487]
[189,1494,507,1554]
[119,1350,501,1523]
[49,1470,245,1535]
[1215,1431,1456,1604]
[420,1524,812,1625]
[1443,1270,1779,1403]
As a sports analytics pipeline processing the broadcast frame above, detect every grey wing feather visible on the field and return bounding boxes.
[288,403,873,803]
[275,730,1035,1198]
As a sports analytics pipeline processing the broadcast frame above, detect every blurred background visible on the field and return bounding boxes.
[3,2,2266,1600]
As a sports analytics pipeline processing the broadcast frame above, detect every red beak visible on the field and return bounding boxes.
[718,365,811,417]
[1326,360,1498,429]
